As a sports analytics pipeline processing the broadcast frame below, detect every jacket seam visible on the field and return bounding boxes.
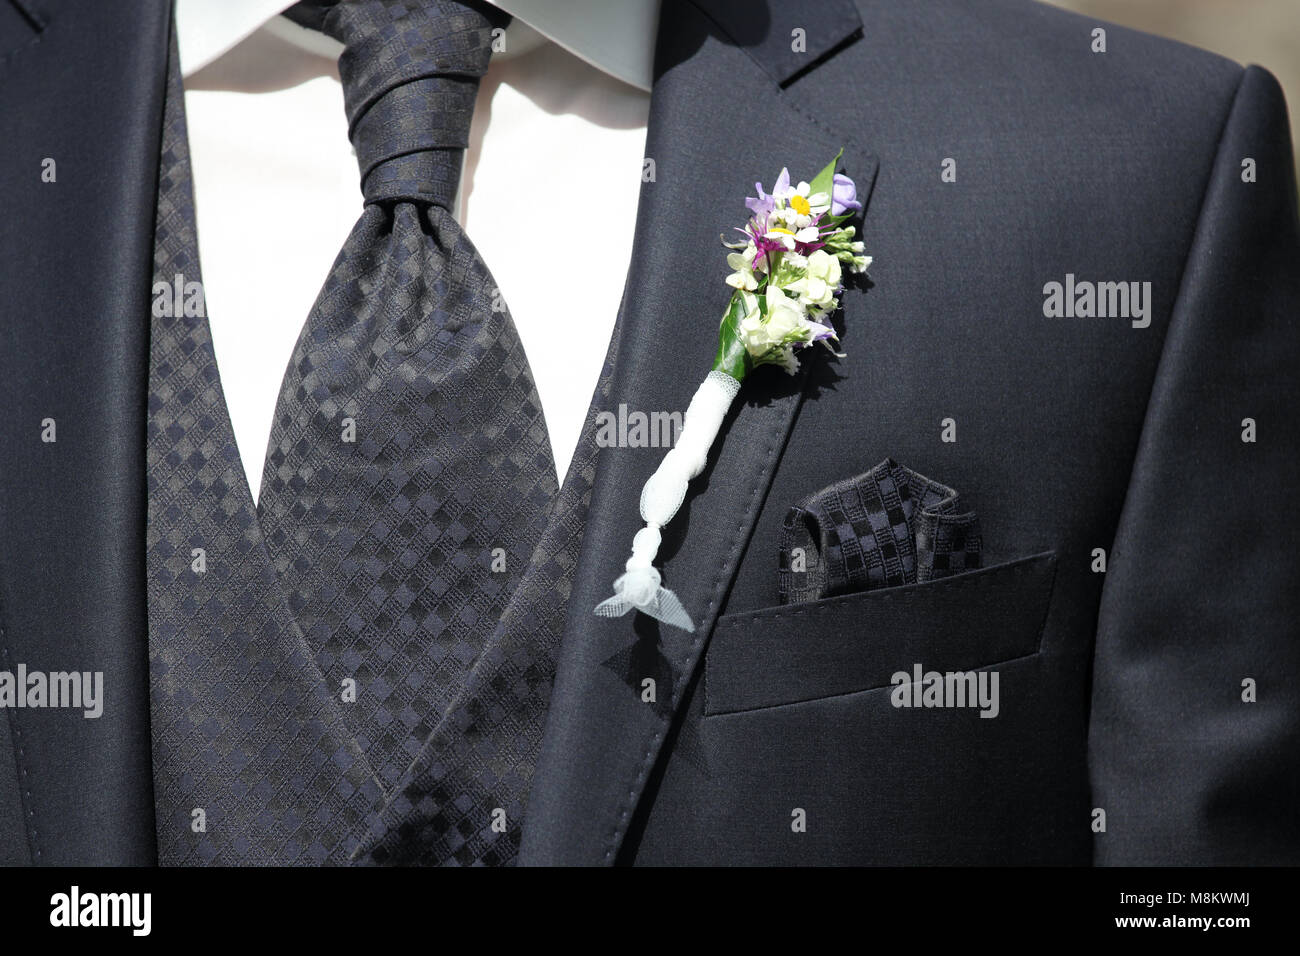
[0,644,42,863]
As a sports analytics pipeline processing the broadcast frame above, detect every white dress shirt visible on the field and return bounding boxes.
[177,0,655,495]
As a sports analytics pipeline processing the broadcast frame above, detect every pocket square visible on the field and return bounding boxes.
[778,459,982,604]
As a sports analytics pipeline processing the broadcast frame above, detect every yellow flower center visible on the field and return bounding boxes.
[790,194,811,216]
[770,227,795,235]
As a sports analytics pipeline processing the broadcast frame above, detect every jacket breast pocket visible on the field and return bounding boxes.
[704,551,1057,716]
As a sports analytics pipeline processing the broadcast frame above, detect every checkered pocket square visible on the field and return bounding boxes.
[777,458,982,604]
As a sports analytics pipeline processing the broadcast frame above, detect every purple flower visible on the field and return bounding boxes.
[772,167,791,197]
[809,321,837,343]
[747,167,790,218]
[744,183,774,219]
[748,226,787,265]
[830,172,861,215]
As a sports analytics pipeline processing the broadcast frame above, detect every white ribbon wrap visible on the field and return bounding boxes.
[594,370,742,632]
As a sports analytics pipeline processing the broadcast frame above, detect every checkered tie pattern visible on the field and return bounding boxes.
[148,0,606,865]
[777,459,982,604]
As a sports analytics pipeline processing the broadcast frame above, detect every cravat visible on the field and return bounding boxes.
[147,0,615,865]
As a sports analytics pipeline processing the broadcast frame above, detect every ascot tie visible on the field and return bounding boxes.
[147,0,613,865]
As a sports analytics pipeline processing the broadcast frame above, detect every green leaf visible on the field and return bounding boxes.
[808,148,844,201]
[711,293,752,381]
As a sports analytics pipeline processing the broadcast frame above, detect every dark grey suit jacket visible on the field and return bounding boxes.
[518,0,1300,865]
[0,0,1296,865]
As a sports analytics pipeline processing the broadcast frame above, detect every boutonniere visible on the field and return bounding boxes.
[594,150,871,632]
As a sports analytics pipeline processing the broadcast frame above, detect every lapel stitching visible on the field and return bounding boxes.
[602,362,812,860]
[590,30,878,862]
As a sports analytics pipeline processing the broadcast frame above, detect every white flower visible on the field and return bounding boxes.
[787,278,835,312]
[737,286,821,374]
[808,248,843,283]
[725,246,760,290]
[768,285,809,332]
[763,224,821,251]
[785,249,842,312]
[772,204,814,230]
[774,177,832,220]
[847,253,872,274]
[763,228,796,251]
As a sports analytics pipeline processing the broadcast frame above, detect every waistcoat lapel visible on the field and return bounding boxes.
[145,18,382,865]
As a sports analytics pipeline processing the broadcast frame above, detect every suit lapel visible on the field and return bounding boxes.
[521,0,875,865]
[0,0,168,863]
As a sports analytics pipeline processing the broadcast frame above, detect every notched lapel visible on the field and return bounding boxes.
[0,0,43,64]
[688,0,865,87]
[521,0,875,865]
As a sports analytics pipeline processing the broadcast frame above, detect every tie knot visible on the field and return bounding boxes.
[288,0,502,206]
